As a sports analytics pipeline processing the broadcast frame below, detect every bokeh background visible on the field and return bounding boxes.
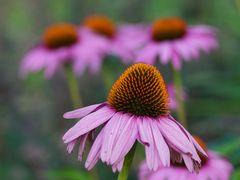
[1,0,240,179]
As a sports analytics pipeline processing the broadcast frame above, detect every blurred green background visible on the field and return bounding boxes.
[1,0,240,179]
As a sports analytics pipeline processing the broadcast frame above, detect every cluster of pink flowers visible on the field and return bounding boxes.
[21,15,218,78]
[21,14,233,180]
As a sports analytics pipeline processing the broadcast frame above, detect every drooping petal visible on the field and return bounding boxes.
[85,130,104,170]
[78,132,89,161]
[110,114,138,165]
[158,116,200,162]
[182,154,194,172]
[63,103,105,119]
[100,112,123,163]
[137,117,156,170]
[63,106,115,143]
[137,117,150,146]
[168,116,207,157]
[66,139,77,153]
[150,119,170,167]
[112,158,124,172]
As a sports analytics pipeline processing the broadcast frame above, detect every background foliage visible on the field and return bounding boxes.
[0,0,240,179]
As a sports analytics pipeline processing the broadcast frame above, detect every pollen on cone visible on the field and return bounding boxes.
[108,63,169,117]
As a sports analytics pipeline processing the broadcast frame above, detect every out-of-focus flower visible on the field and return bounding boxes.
[167,83,187,110]
[135,17,218,70]
[82,15,146,63]
[139,136,233,180]
[20,23,106,78]
[62,63,206,172]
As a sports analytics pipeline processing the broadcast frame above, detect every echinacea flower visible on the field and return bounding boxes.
[20,23,106,78]
[63,63,206,172]
[82,15,145,63]
[139,136,233,180]
[167,83,187,110]
[135,17,218,70]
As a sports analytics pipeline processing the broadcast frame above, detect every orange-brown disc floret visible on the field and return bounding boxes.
[151,17,187,42]
[193,135,208,164]
[83,15,116,38]
[43,23,78,49]
[108,63,169,117]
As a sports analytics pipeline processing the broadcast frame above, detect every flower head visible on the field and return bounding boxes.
[20,23,106,78]
[63,63,206,172]
[82,15,145,63]
[139,136,233,180]
[135,17,218,70]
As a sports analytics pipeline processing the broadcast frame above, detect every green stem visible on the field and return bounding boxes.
[235,0,240,12]
[102,63,116,92]
[117,143,137,180]
[172,67,187,128]
[64,65,82,108]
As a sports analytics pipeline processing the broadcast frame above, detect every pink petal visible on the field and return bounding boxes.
[63,103,105,119]
[112,158,124,172]
[158,117,200,161]
[136,44,158,64]
[170,117,207,157]
[100,112,123,163]
[182,154,194,172]
[158,42,172,64]
[63,106,115,143]
[66,139,77,153]
[137,117,155,170]
[78,132,89,161]
[150,119,170,167]
[137,117,150,146]
[85,130,104,170]
[110,115,138,164]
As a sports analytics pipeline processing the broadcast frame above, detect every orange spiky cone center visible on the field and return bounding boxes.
[151,17,187,42]
[43,23,78,49]
[83,15,116,38]
[107,63,169,117]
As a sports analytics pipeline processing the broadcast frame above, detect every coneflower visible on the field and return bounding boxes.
[63,63,206,175]
[20,23,106,78]
[82,15,146,63]
[139,136,233,180]
[135,17,218,70]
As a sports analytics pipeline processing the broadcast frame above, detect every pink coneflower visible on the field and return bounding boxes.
[82,15,145,63]
[135,17,218,70]
[139,136,233,180]
[63,63,206,172]
[167,83,187,110]
[20,23,106,78]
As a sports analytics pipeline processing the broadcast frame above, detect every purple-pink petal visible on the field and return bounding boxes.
[63,106,115,143]
[110,115,138,165]
[85,130,104,170]
[63,103,105,119]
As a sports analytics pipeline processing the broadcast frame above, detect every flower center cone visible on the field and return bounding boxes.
[83,15,116,38]
[43,23,78,49]
[151,17,187,42]
[108,63,169,117]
